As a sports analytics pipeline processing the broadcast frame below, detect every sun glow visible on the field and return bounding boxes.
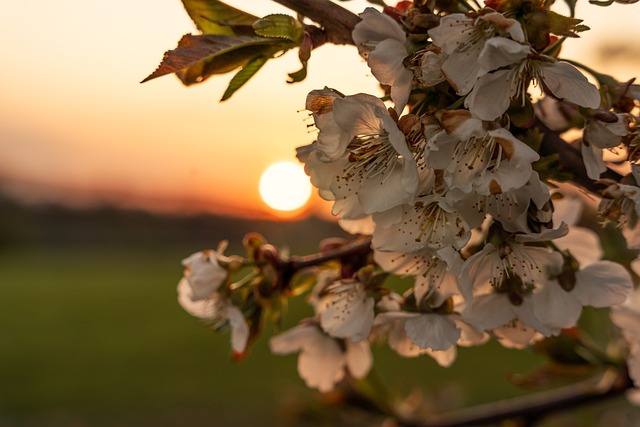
[259,161,312,212]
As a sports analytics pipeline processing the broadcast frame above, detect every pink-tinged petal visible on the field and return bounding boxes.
[338,216,376,236]
[493,319,540,349]
[425,346,457,367]
[465,69,514,121]
[226,305,249,353]
[405,314,460,351]
[540,62,601,109]
[479,12,525,43]
[298,331,346,392]
[576,261,633,307]
[345,340,373,379]
[478,37,529,75]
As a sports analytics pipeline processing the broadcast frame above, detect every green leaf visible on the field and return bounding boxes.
[141,34,276,84]
[221,55,269,101]
[252,14,304,42]
[181,0,258,35]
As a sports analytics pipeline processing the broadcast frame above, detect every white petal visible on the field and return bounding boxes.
[465,69,515,121]
[345,340,373,379]
[227,305,249,353]
[540,62,600,109]
[298,331,346,392]
[405,314,461,351]
[553,226,603,266]
[478,37,529,75]
[442,43,483,95]
[533,283,583,330]
[576,261,633,307]
[353,7,406,55]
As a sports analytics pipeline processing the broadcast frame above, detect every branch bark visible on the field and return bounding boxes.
[272,0,361,46]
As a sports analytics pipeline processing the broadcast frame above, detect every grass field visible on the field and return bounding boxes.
[0,200,637,426]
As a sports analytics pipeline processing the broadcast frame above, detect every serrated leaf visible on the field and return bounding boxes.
[221,55,269,101]
[181,0,258,35]
[142,34,276,84]
[252,14,304,42]
[529,9,588,38]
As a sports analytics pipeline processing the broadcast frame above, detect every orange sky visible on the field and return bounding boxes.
[1,1,639,219]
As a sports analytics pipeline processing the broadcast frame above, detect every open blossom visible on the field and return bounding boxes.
[373,293,486,366]
[269,321,373,392]
[317,278,375,343]
[372,194,471,253]
[464,37,600,120]
[181,241,240,301]
[352,8,413,112]
[428,9,525,96]
[427,110,540,197]
[303,91,420,219]
[177,279,249,354]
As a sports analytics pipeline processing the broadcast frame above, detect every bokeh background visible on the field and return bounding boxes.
[2,1,640,426]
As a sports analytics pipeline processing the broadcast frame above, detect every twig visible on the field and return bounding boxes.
[396,368,633,427]
[271,0,361,46]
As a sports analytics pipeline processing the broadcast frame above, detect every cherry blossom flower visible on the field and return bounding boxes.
[181,241,241,301]
[427,110,540,198]
[317,278,375,342]
[428,10,525,96]
[352,8,413,112]
[372,194,471,253]
[464,38,600,120]
[303,92,420,219]
[177,279,249,354]
[269,321,373,392]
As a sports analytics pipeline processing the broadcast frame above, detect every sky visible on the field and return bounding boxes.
[1,1,639,219]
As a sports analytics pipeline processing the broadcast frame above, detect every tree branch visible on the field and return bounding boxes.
[396,368,633,427]
[271,0,361,45]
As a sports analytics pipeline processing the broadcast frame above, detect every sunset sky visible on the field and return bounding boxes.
[1,1,639,219]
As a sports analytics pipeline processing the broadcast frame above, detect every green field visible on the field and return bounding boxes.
[0,200,636,426]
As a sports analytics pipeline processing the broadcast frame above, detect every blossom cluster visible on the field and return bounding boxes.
[174,1,640,397]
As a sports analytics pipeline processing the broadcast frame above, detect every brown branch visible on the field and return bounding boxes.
[535,118,623,193]
[271,0,361,46]
[396,368,633,427]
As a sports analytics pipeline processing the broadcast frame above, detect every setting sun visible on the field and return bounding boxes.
[259,161,312,212]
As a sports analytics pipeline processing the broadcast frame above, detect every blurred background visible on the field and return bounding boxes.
[1,1,640,426]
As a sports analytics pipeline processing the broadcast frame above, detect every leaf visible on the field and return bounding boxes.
[221,55,269,101]
[142,34,277,84]
[181,0,258,35]
[528,9,589,39]
[252,14,304,42]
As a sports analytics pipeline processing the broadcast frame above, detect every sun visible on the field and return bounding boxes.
[259,161,312,212]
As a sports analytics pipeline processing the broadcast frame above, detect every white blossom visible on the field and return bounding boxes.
[304,92,421,219]
[317,278,375,342]
[353,8,413,112]
[177,279,249,354]
[269,322,373,392]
